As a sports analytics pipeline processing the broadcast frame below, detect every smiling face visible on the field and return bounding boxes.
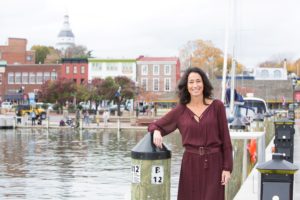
[187,72,204,98]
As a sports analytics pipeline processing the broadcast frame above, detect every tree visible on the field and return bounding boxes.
[90,78,104,110]
[63,45,92,58]
[44,47,61,64]
[39,78,77,112]
[31,45,51,64]
[76,83,91,104]
[99,77,119,103]
[114,76,135,116]
[179,39,244,77]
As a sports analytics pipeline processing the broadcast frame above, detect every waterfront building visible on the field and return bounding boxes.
[56,15,75,52]
[0,38,35,64]
[136,56,180,93]
[0,63,61,102]
[61,58,88,84]
[254,65,288,80]
[136,56,180,104]
[88,58,137,82]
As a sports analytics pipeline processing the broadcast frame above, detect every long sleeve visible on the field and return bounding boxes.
[217,101,233,172]
[148,104,184,136]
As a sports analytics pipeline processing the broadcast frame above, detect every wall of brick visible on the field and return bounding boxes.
[0,64,61,101]
[0,38,35,64]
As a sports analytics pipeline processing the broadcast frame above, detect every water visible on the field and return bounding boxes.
[0,129,183,200]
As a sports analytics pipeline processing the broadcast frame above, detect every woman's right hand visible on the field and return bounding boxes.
[153,130,163,149]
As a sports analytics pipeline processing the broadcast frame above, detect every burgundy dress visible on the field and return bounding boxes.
[148,99,233,200]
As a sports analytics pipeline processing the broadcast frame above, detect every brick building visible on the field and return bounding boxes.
[0,64,61,102]
[0,38,35,64]
[61,58,88,84]
[136,56,180,102]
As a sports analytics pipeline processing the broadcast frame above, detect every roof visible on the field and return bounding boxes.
[88,58,136,62]
[137,57,178,62]
[61,58,88,63]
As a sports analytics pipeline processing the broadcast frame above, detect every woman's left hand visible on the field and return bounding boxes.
[221,170,231,185]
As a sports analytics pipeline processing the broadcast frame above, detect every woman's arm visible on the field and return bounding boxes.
[148,104,184,148]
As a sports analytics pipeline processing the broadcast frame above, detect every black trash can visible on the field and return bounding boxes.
[257,153,298,200]
[274,119,295,163]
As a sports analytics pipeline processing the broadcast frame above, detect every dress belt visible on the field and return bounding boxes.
[185,146,222,156]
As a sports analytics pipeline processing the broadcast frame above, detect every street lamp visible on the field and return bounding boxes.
[135,82,139,118]
[291,77,297,120]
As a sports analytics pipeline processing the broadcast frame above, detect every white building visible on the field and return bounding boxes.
[56,15,75,51]
[88,58,137,82]
[254,66,288,80]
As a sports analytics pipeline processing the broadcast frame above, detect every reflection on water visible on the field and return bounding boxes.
[0,129,183,200]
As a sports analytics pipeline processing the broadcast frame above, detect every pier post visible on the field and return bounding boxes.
[131,132,171,200]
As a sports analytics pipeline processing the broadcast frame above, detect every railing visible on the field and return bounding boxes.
[227,131,266,200]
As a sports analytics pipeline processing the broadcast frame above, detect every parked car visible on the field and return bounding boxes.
[15,104,47,119]
[1,101,13,109]
[109,104,125,112]
[79,102,91,110]
[35,102,54,111]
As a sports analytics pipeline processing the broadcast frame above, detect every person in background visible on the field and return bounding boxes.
[103,109,110,127]
[30,110,36,126]
[83,110,90,126]
[148,67,233,200]
[95,110,100,126]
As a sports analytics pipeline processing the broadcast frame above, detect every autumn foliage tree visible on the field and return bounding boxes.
[179,39,244,77]
[39,78,77,111]
[114,76,135,116]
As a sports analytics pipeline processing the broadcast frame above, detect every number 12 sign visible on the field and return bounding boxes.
[151,165,164,184]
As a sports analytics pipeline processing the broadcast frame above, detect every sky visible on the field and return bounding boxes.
[1,0,300,68]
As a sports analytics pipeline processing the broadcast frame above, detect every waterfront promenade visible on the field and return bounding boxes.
[0,110,149,130]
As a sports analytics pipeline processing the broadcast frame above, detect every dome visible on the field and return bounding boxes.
[58,30,74,38]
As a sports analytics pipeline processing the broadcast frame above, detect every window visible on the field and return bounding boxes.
[81,66,85,74]
[153,78,159,91]
[141,78,148,91]
[66,66,70,74]
[29,72,36,84]
[106,63,118,71]
[44,72,50,82]
[164,78,171,91]
[36,72,43,84]
[261,70,269,78]
[22,72,28,84]
[274,70,281,78]
[15,72,21,84]
[74,66,78,74]
[141,65,148,75]
[164,65,171,75]
[8,72,14,84]
[92,63,102,71]
[153,65,160,75]
[122,63,133,73]
[51,72,57,80]
[26,55,32,61]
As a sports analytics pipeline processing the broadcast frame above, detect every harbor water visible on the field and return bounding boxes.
[0,129,183,200]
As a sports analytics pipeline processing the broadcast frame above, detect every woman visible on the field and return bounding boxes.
[148,67,233,200]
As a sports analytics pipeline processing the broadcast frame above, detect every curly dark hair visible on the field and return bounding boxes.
[177,67,213,105]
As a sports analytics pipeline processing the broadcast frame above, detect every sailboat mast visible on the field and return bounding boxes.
[221,0,231,103]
